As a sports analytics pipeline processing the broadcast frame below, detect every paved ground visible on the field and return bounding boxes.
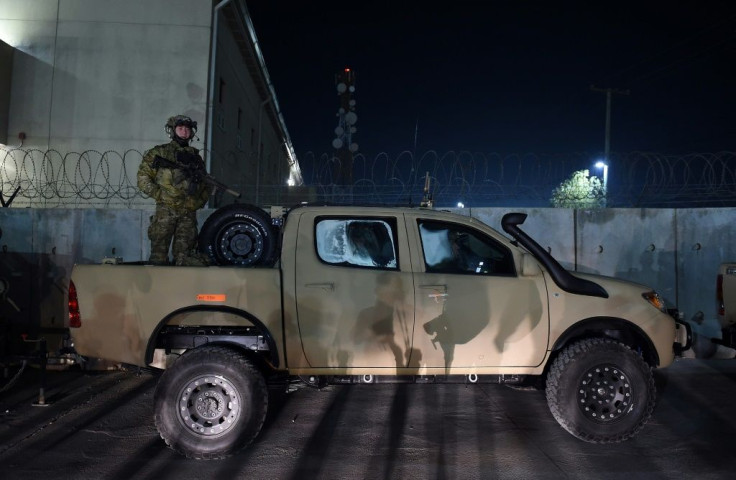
[0,357,735,479]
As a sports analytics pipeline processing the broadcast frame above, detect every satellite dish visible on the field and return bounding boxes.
[332,138,344,149]
[349,143,359,152]
[345,112,357,125]
[350,126,357,133]
[337,83,347,93]
[349,86,355,92]
[335,126,344,135]
[338,107,345,114]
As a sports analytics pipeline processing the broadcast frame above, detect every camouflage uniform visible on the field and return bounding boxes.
[137,141,210,265]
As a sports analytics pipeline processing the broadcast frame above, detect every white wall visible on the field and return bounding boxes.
[0,0,212,153]
[0,0,212,211]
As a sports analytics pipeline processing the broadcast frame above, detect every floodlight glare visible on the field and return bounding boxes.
[594,161,609,206]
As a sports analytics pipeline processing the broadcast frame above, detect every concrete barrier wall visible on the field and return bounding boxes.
[1,207,732,342]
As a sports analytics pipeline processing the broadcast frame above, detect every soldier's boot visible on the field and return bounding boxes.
[149,236,171,264]
[149,250,170,265]
[175,251,210,267]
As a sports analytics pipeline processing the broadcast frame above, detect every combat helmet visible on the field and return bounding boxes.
[165,115,197,141]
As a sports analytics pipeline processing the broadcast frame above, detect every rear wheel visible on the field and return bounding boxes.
[546,338,655,443]
[154,346,268,459]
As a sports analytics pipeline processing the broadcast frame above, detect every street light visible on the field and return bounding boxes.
[595,161,608,207]
[595,161,608,189]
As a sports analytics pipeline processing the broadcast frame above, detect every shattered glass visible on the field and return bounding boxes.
[316,219,397,268]
[419,225,453,268]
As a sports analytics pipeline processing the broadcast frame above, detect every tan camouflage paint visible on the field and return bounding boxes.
[70,206,679,376]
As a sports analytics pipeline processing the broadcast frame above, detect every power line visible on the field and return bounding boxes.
[628,37,732,87]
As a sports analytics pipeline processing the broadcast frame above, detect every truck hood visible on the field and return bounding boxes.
[572,272,655,297]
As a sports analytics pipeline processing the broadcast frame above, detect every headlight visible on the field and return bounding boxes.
[642,291,667,312]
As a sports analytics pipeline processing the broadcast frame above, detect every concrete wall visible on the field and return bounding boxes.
[1,206,732,346]
[0,0,212,153]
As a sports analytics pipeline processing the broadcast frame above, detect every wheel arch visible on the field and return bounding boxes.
[144,305,280,369]
[550,316,660,368]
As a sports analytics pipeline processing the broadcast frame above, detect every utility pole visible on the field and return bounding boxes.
[590,85,629,163]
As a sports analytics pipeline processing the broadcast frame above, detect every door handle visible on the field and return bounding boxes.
[419,284,447,301]
[305,282,335,291]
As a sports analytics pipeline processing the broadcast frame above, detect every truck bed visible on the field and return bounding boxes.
[70,264,282,367]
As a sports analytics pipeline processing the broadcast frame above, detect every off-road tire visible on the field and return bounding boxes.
[545,338,656,443]
[154,346,268,459]
[199,204,276,267]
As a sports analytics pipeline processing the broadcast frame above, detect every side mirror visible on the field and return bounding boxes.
[520,253,541,277]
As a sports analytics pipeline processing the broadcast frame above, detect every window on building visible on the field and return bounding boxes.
[219,78,226,104]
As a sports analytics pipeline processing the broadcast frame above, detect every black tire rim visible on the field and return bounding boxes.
[177,374,242,437]
[218,222,264,265]
[577,364,633,423]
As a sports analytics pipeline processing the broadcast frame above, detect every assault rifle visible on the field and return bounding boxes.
[153,153,241,198]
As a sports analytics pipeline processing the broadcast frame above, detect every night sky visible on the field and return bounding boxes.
[247,2,735,158]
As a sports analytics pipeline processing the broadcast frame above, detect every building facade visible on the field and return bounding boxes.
[0,0,303,208]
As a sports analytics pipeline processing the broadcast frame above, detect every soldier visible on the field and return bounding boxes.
[137,115,210,265]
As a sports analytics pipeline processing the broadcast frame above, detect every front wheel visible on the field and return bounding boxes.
[154,346,268,459]
[545,338,656,443]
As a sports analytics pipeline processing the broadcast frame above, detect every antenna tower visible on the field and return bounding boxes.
[332,68,358,185]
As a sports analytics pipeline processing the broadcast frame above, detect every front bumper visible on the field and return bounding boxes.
[670,309,692,356]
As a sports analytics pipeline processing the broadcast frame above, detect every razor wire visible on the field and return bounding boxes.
[1,148,735,208]
[0,148,143,208]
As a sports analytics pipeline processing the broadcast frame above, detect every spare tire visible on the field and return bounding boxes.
[199,204,277,266]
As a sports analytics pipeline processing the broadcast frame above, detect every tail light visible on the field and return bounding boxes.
[68,280,81,328]
[717,274,724,316]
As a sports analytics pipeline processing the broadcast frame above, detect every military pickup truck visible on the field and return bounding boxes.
[68,204,689,459]
[717,262,736,348]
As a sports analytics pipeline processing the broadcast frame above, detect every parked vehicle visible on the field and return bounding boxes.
[717,263,736,348]
[68,204,690,459]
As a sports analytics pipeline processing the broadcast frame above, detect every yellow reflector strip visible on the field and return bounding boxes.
[197,294,226,302]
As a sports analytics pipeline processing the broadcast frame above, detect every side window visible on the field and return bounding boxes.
[316,218,398,269]
[418,220,516,276]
